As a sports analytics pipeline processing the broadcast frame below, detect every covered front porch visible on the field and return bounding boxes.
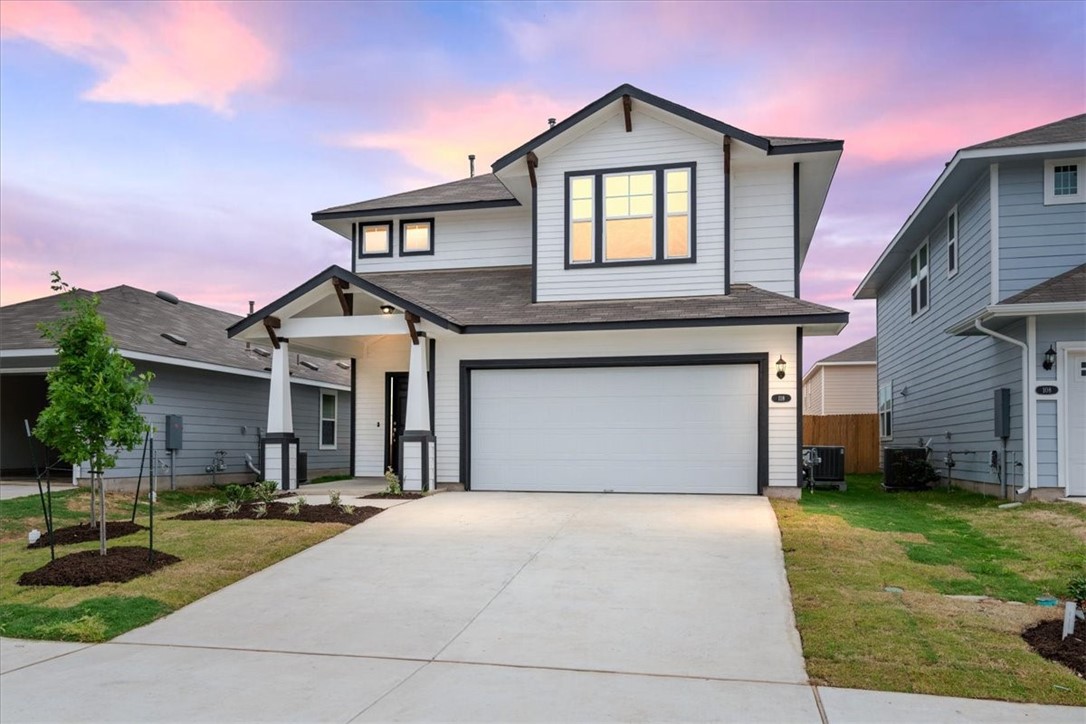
[228,268,438,492]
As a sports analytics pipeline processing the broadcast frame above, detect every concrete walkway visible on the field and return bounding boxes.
[1,493,1082,722]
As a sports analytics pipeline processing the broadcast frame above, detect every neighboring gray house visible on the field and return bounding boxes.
[802,336,877,415]
[226,84,849,496]
[0,286,351,487]
[855,114,1086,499]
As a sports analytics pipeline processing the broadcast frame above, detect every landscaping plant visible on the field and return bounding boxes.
[223,485,251,504]
[33,272,153,555]
[254,481,279,504]
[384,467,402,495]
[328,490,342,507]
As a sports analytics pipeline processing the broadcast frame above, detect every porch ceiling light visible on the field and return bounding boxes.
[379,304,395,315]
[775,355,787,380]
[1042,345,1056,371]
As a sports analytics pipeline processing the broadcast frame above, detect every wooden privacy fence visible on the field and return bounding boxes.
[802,414,881,474]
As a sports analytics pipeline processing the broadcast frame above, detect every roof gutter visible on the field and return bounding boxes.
[946,301,1086,335]
[972,318,1030,495]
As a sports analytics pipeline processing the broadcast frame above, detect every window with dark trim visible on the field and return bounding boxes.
[399,218,434,256]
[565,162,696,268]
[909,240,929,317]
[946,206,958,278]
[319,390,337,450]
[878,383,893,439]
[356,221,393,258]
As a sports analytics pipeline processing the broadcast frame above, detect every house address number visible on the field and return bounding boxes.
[1035,385,1058,396]
[771,394,792,403]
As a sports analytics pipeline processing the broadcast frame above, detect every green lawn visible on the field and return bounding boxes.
[0,487,353,642]
[773,474,1086,706]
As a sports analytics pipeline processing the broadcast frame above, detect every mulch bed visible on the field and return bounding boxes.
[1023,619,1086,678]
[172,502,383,525]
[28,521,145,549]
[362,492,426,499]
[18,546,181,587]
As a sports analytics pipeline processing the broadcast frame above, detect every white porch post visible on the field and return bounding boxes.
[400,334,436,492]
[263,342,299,490]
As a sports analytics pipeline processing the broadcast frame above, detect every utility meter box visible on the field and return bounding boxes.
[993,389,1011,439]
[165,415,183,450]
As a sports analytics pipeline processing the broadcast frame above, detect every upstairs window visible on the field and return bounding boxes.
[1045,158,1085,205]
[946,206,958,278]
[319,391,337,450]
[909,241,929,317]
[566,163,696,267]
[399,218,434,256]
[357,221,393,258]
[878,383,893,439]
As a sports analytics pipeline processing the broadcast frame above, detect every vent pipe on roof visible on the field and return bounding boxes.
[247,301,255,350]
[548,117,556,128]
[468,154,475,178]
[156,291,179,304]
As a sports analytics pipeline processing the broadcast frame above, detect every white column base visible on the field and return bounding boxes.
[262,434,299,490]
[399,431,436,492]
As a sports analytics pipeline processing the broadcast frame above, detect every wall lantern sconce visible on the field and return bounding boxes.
[1042,345,1056,371]
[775,355,786,379]
[379,304,395,315]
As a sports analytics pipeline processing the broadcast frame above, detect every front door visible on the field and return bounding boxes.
[385,372,409,476]
[1067,351,1086,496]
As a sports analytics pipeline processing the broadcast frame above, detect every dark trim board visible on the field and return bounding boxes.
[398,217,436,257]
[313,198,520,222]
[349,358,357,476]
[531,185,538,303]
[793,162,801,297]
[458,353,770,494]
[356,220,394,259]
[459,312,849,335]
[796,327,803,487]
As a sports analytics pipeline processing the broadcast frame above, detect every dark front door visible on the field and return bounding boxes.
[385,372,409,476]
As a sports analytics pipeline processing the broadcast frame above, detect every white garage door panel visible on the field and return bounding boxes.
[470,365,758,494]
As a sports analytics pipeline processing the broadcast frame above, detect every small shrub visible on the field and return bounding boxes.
[222,500,242,516]
[384,467,402,495]
[295,495,308,508]
[252,502,267,519]
[195,498,219,515]
[328,490,342,507]
[889,458,940,489]
[254,481,279,504]
[285,499,301,516]
[338,502,355,515]
[223,484,251,504]
[1068,573,1086,606]
[183,501,203,515]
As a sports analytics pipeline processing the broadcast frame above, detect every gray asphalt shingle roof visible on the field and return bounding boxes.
[964,114,1086,150]
[358,266,847,329]
[0,286,349,386]
[1001,264,1086,305]
[314,174,517,217]
[815,336,877,365]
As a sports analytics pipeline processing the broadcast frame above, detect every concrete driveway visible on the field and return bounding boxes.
[3,493,1080,722]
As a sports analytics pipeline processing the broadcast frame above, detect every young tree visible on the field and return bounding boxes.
[34,273,153,555]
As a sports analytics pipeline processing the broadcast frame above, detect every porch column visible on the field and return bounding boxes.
[263,342,299,490]
[400,334,436,492]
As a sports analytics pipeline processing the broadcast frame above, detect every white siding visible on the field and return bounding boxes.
[429,325,799,489]
[353,208,530,273]
[353,335,409,476]
[535,109,728,301]
[731,160,796,295]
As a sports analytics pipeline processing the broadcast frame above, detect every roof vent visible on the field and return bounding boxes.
[252,347,271,358]
[336,361,351,370]
[468,154,476,178]
[156,291,180,305]
[299,360,319,371]
[161,332,187,346]
[547,118,556,128]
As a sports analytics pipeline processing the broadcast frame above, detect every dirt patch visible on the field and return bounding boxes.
[173,502,383,525]
[362,492,426,499]
[28,521,144,549]
[1023,619,1086,677]
[1021,510,1086,544]
[18,546,181,587]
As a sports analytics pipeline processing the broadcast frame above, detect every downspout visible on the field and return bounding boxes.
[973,319,1030,495]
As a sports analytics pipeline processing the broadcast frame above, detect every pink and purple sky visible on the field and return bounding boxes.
[1,0,1084,365]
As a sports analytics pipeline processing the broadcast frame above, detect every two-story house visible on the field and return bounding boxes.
[802,336,877,415]
[227,85,848,496]
[855,114,1086,499]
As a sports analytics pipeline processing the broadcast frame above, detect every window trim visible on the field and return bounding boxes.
[909,239,930,318]
[946,204,958,279]
[878,382,893,441]
[398,217,435,257]
[356,221,394,259]
[564,162,697,269]
[319,389,338,450]
[1044,157,1085,205]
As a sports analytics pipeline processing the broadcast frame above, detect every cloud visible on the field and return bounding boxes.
[0,0,276,114]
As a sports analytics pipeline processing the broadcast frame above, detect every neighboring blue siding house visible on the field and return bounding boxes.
[855,114,1086,499]
[0,286,352,488]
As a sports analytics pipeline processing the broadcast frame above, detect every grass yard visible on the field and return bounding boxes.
[0,487,352,642]
[772,474,1086,706]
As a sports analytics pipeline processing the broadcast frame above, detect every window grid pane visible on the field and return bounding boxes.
[1054,164,1078,196]
[569,175,594,263]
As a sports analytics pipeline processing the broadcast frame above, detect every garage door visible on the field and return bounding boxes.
[469,364,759,494]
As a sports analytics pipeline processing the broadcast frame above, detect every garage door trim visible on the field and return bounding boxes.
[459,353,769,492]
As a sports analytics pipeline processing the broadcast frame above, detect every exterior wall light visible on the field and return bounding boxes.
[775,355,786,379]
[1042,345,1056,371]
[379,304,395,315]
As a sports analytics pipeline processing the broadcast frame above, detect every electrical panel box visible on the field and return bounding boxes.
[165,415,183,450]
[993,389,1011,439]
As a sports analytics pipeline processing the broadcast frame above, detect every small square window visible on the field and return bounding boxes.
[357,221,393,258]
[399,218,434,256]
[1044,158,1085,205]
